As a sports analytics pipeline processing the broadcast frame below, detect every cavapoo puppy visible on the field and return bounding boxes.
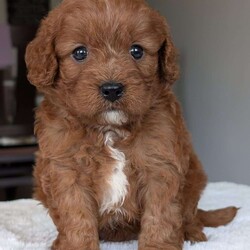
[25,0,237,249]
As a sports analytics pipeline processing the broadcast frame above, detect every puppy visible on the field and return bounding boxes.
[25,0,237,249]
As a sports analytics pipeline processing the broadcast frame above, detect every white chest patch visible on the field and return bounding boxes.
[100,131,129,215]
[102,110,128,126]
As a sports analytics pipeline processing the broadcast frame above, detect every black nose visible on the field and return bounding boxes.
[100,82,124,102]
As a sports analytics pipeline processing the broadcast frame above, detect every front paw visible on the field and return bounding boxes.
[139,247,180,250]
[139,242,181,250]
[140,248,168,250]
[52,235,100,250]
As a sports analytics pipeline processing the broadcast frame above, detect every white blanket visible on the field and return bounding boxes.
[0,182,249,250]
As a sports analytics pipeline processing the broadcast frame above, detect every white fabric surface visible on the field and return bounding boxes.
[0,182,249,250]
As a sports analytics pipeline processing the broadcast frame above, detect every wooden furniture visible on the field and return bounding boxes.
[0,26,38,200]
[0,146,37,199]
[0,0,49,200]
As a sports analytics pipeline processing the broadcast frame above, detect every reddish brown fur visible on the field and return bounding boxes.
[25,0,237,249]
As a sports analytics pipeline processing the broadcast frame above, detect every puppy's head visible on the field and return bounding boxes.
[25,0,178,126]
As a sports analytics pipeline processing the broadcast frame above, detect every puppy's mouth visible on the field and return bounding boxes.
[101,110,128,126]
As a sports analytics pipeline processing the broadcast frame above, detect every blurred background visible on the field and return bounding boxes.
[147,0,250,186]
[0,0,249,201]
[0,0,52,200]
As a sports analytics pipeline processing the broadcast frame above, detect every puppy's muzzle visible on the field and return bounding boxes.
[100,82,124,102]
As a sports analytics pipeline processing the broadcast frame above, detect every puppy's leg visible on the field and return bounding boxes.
[138,165,183,250]
[183,153,208,243]
[99,221,140,242]
[39,162,99,250]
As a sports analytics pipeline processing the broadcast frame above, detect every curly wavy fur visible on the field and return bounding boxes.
[25,0,237,249]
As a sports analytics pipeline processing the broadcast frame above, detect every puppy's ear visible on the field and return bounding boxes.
[25,13,59,88]
[158,21,179,85]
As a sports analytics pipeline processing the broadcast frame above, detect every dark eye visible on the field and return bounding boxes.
[72,46,88,61]
[130,45,144,60]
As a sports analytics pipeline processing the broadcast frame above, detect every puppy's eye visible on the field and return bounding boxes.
[72,46,88,61]
[130,45,144,60]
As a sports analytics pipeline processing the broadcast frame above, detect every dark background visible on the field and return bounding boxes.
[0,0,49,201]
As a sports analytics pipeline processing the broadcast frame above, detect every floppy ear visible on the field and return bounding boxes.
[25,12,59,89]
[158,21,179,85]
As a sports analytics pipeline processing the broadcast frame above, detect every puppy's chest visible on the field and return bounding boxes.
[99,130,130,215]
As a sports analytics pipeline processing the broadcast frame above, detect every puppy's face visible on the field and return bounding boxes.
[26,0,178,126]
